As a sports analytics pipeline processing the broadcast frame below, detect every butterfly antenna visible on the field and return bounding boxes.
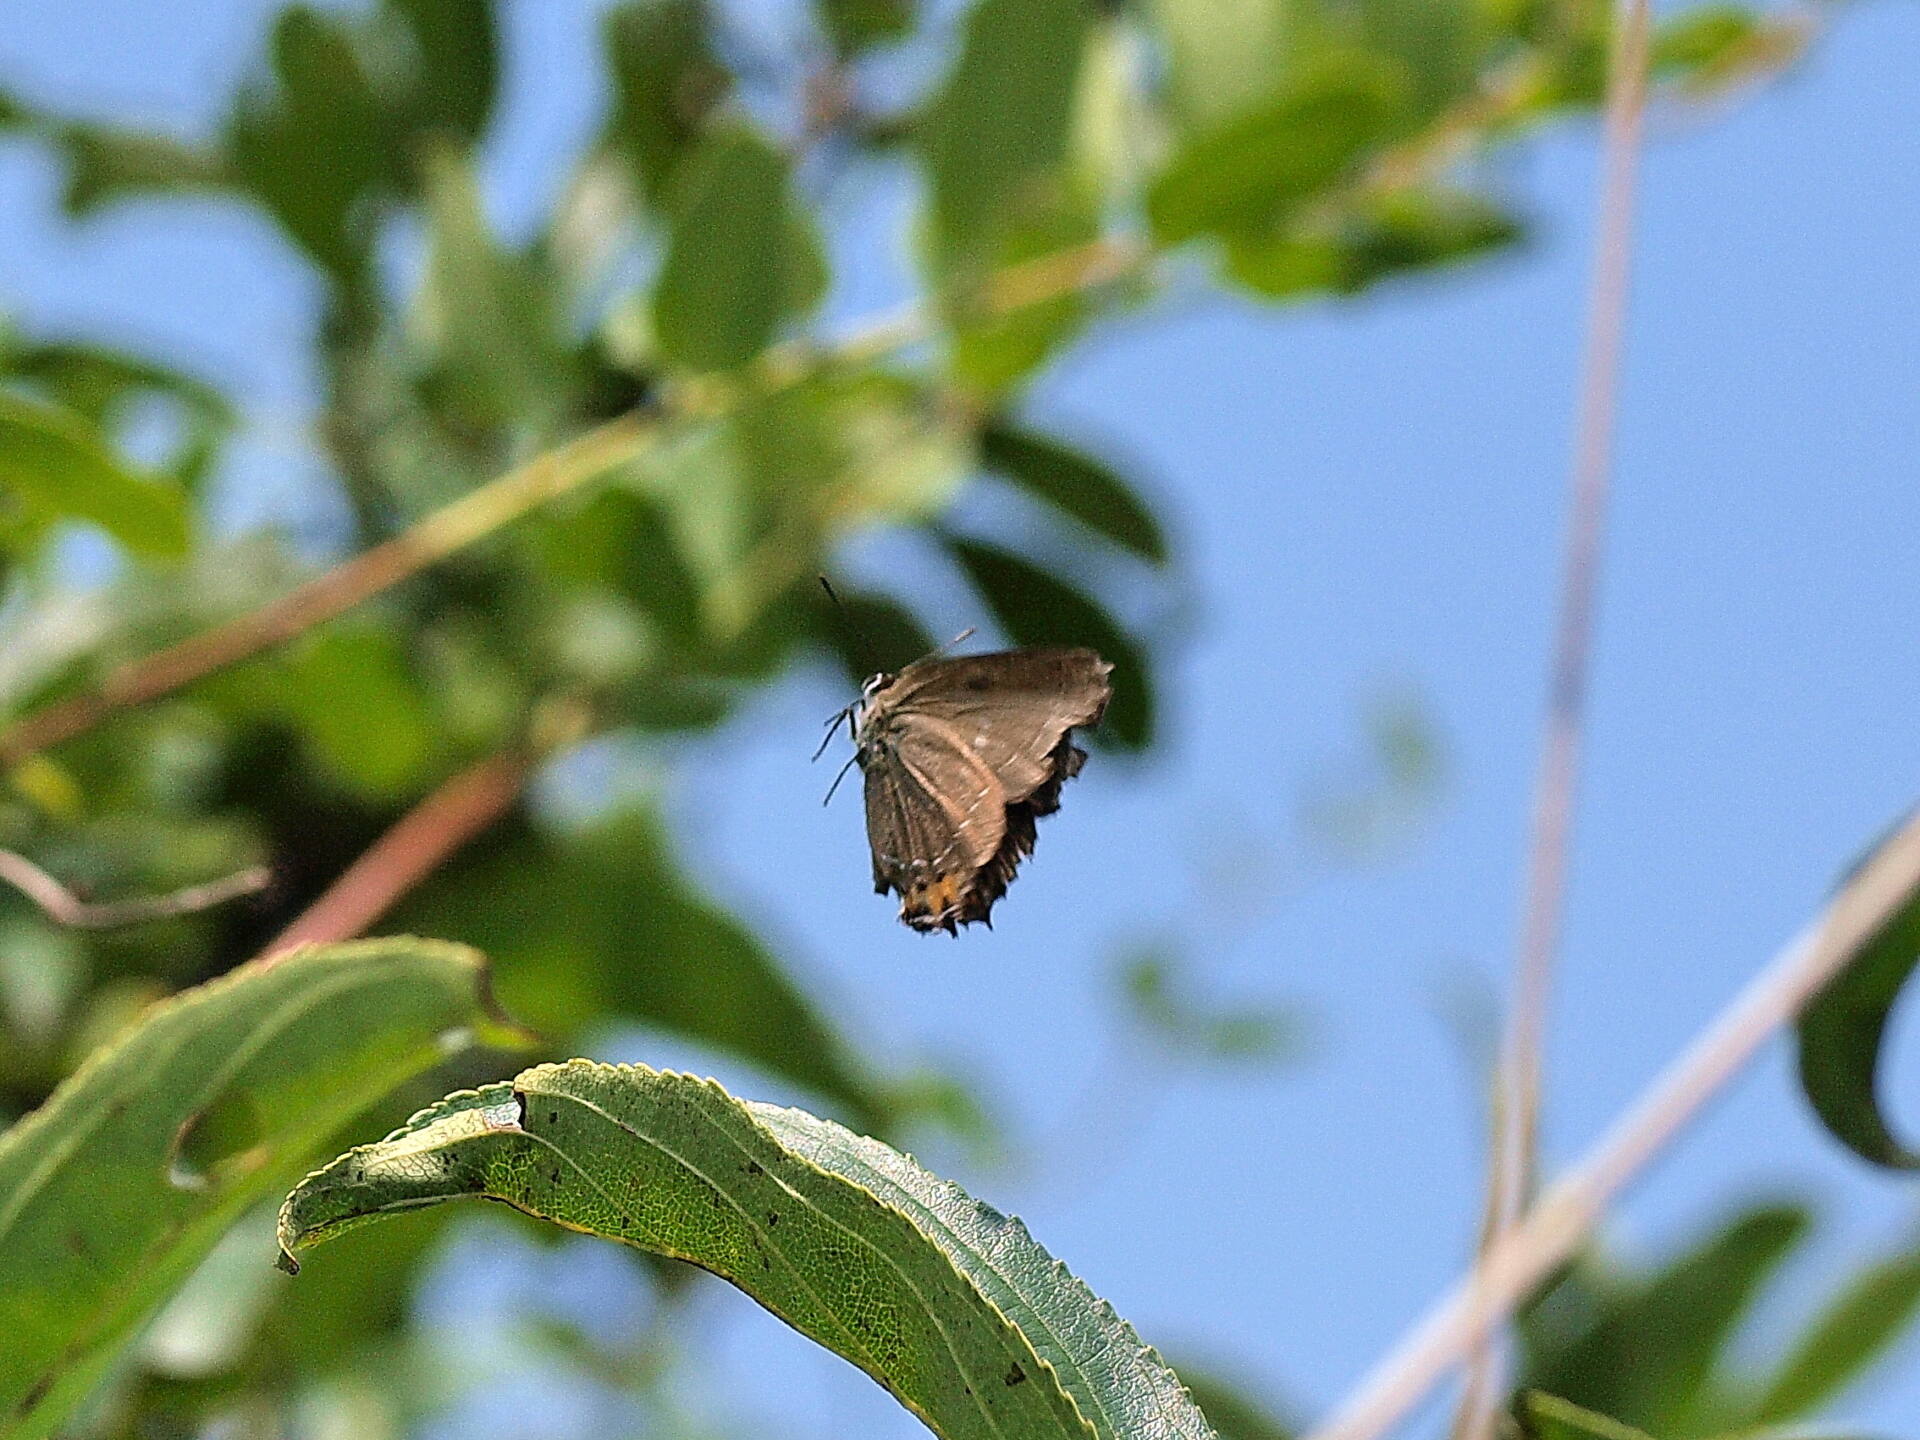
[821,751,859,806]
[818,574,890,683]
[812,703,855,762]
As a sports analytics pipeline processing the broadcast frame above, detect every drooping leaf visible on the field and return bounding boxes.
[389,806,895,1135]
[280,1061,1222,1440]
[0,940,521,1440]
[944,536,1153,749]
[1521,1201,1811,1432]
[384,0,499,144]
[603,0,730,209]
[1796,819,1920,1169]
[918,0,1091,278]
[1515,1393,1656,1440]
[0,391,190,557]
[1747,1245,1920,1425]
[653,126,823,372]
[1147,56,1406,247]
[981,423,1166,563]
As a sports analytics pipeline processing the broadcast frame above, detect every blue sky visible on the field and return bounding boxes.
[3,2,1919,1436]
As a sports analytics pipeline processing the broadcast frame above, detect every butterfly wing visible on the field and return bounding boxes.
[884,648,1112,805]
[861,732,1007,934]
[858,648,1110,932]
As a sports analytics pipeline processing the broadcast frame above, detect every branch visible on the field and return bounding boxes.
[1305,805,1920,1440]
[0,416,654,771]
[0,849,268,929]
[259,748,534,959]
[1454,3,1653,1434]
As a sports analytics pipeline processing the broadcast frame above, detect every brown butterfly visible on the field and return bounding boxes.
[822,647,1112,934]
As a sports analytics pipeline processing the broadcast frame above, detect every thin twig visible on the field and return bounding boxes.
[1306,804,1920,1440]
[259,748,534,959]
[0,849,269,929]
[1454,4,1655,1435]
[0,416,654,771]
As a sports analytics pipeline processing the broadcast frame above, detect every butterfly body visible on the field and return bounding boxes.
[850,648,1111,933]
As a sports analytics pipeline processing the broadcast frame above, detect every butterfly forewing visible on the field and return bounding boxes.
[854,647,1112,933]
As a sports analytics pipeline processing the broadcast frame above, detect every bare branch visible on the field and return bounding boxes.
[0,850,268,930]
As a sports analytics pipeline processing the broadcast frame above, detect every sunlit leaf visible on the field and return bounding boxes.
[280,1061,1222,1440]
[918,0,1091,279]
[0,940,519,1440]
[1797,820,1920,1169]
[982,422,1166,563]
[0,391,190,557]
[945,536,1153,749]
[1147,56,1406,247]
[653,126,823,372]
[1143,0,1294,133]
[603,0,730,208]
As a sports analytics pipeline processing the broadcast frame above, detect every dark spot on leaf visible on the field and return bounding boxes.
[548,1169,561,1184]
[548,1111,557,1125]
[743,1159,764,1175]
[18,1372,53,1415]
[767,1211,780,1227]
[1004,1363,1026,1387]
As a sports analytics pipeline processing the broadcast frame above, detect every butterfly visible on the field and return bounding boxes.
[820,647,1112,934]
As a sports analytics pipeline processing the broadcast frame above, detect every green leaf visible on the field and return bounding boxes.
[227,6,392,280]
[653,126,823,372]
[1521,1202,1811,1432]
[1147,56,1406,247]
[918,0,1091,278]
[0,391,190,557]
[1359,0,1477,116]
[384,0,499,144]
[54,124,226,218]
[1224,187,1522,300]
[1796,821,1920,1169]
[945,536,1153,749]
[817,0,915,56]
[603,0,730,209]
[981,423,1167,563]
[1167,1362,1295,1440]
[415,145,570,426]
[280,1061,1222,1440]
[390,806,896,1136]
[1515,1393,1656,1440]
[1748,1246,1920,1424]
[1141,0,1294,134]
[0,939,519,1440]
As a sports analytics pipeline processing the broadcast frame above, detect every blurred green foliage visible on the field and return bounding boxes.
[0,0,1852,1436]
